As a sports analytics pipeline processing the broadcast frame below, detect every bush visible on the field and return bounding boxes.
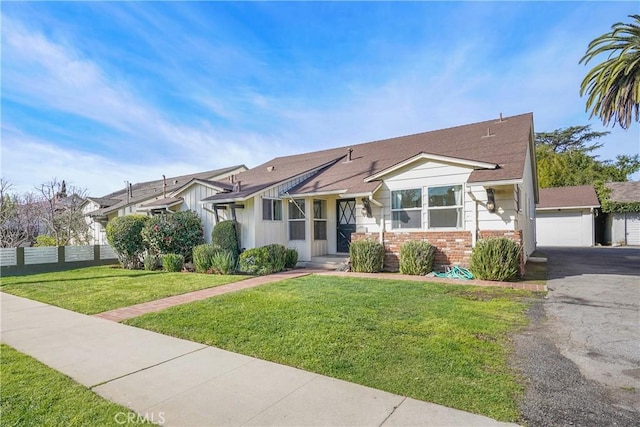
[285,248,299,269]
[143,252,162,271]
[211,220,239,259]
[399,240,435,275]
[211,250,236,275]
[239,244,287,275]
[350,239,384,273]
[34,235,57,247]
[162,253,184,272]
[105,215,149,269]
[239,247,269,275]
[470,237,521,281]
[192,244,223,273]
[142,211,204,261]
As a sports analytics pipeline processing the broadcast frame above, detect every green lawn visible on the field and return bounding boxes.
[0,344,154,426]
[126,275,538,422]
[0,266,250,314]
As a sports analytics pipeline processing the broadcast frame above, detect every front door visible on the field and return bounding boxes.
[337,199,356,253]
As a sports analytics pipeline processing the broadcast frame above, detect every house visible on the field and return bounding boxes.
[83,165,247,244]
[535,185,600,247]
[603,181,640,246]
[201,112,539,270]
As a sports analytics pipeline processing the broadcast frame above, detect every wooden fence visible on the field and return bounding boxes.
[0,245,118,276]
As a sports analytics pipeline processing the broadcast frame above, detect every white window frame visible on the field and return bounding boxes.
[313,199,327,241]
[262,197,282,221]
[288,198,306,240]
[391,188,423,230]
[426,184,464,230]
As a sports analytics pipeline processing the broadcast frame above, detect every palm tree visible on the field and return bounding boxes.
[580,15,640,129]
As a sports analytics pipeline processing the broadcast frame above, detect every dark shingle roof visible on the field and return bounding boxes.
[537,185,600,209]
[605,181,640,203]
[204,113,534,202]
[89,165,244,214]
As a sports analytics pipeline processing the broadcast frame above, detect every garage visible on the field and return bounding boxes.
[537,211,593,246]
[604,182,640,246]
[536,186,600,247]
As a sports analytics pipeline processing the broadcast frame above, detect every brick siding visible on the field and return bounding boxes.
[352,230,524,272]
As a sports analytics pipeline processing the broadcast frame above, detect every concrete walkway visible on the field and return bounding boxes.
[95,269,319,322]
[2,292,517,427]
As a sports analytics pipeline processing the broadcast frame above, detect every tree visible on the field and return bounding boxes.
[535,126,640,188]
[36,178,89,246]
[0,178,43,247]
[580,15,640,129]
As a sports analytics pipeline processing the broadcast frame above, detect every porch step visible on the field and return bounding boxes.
[304,256,350,271]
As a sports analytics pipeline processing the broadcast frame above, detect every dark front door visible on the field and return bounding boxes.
[337,199,356,253]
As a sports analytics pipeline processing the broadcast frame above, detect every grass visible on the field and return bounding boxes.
[126,275,539,421]
[0,344,154,426]
[0,266,250,314]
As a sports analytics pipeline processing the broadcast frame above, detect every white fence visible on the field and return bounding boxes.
[0,245,118,273]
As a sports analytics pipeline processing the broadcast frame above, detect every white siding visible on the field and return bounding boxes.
[373,160,474,232]
[517,143,537,257]
[83,201,108,245]
[173,184,223,243]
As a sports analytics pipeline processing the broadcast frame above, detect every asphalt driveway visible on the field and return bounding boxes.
[515,247,640,426]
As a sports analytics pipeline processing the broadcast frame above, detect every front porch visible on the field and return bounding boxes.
[304,254,349,271]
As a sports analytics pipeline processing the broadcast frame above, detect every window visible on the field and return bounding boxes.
[288,198,305,240]
[427,185,463,228]
[391,189,422,229]
[313,199,327,240]
[262,198,282,221]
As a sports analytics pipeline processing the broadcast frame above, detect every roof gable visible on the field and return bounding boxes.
[364,153,498,183]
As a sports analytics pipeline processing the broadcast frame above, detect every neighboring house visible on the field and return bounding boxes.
[201,112,539,270]
[83,166,247,244]
[535,185,600,247]
[604,181,640,246]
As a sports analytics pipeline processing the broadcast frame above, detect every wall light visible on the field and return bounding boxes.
[486,188,496,213]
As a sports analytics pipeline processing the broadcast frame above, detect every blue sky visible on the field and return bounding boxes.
[2,1,639,196]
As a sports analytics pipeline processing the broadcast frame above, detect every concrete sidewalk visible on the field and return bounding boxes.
[1,292,518,427]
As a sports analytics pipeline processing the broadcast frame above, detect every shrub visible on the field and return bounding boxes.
[284,248,299,269]
[239,247,269,275]
[350,239,384,273]
[239,244,287,275]
[470,237,521,281]
[162,253,184,272]
[34,235,57,247]
[399,240,435,275]
[192,244,222,273]
[142,211,204,261]
[211,220,239,259]
[211,250,236,275]
[105,215,149,269]
[143,252,162,271]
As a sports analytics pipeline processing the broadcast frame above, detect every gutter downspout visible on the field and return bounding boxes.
[467,187,479,247]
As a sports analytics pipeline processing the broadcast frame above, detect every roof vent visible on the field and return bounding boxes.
[267,166,275,172]
[173,180,178,185]
[233,181,242,192]
[482,127,495,138]
[346,148,353,162]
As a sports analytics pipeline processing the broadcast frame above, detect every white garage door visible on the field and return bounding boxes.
[537,212,587,246]
[625,213,640,245]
